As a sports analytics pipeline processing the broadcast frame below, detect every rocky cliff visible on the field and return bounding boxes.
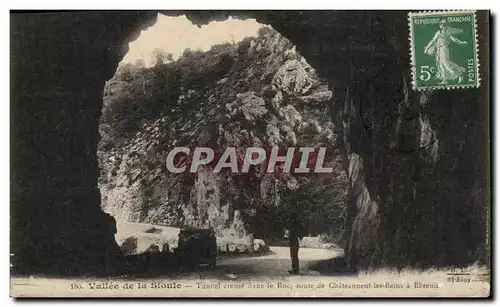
[98,27,348,249]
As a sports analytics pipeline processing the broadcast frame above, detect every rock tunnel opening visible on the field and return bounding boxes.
[98,13,350,260]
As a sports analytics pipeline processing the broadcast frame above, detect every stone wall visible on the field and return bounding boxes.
[11,11,158,275]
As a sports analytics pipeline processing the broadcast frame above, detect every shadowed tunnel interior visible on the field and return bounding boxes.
[10,10,490,276]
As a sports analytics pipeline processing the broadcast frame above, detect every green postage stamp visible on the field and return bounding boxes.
[409,10,479,90]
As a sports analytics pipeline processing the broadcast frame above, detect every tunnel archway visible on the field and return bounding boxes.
[11,11,489,276]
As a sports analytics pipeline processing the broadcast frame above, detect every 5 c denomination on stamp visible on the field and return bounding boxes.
[409,10,479,90]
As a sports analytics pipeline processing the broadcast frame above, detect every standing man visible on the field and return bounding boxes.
[287,212,306,275]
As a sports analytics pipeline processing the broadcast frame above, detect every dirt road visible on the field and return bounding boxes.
[112,221,344,278]
[113,221,343,278]
[10,245,490,297]
[215,246,342,277]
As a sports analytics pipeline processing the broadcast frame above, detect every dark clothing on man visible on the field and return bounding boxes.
[288,216,306,274]
[289,233,300,274]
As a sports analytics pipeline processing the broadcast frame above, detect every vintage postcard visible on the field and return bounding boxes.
[10,10,491,298]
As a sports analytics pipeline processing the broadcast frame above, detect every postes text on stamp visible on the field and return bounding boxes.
[409,10,479,90]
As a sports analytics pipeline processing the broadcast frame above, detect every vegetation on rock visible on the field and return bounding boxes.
[98,26,348,246]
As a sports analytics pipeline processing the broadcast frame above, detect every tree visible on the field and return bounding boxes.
[116,63,137,81]
[135,59,146,68]
[182,48,193,58]
[276,174,348,240]
[152,49,169,66]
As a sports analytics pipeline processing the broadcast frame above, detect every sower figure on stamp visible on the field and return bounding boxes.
[424,19,468,85]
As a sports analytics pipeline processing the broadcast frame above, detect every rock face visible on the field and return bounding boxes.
[11,11,489,275]
[98,27,345,251]
[328,15,490,268]
[11,11,158,275]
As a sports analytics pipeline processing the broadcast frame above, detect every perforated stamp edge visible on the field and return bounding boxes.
[408,10,480,91]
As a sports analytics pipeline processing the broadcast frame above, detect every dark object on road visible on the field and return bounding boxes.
[175,227,217,270]
[120,236,138,255]
[162,243,170,253]
[145,227,162,234]
[143,244,162,273]
[145,244,160,253]
[123,243,173,274]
